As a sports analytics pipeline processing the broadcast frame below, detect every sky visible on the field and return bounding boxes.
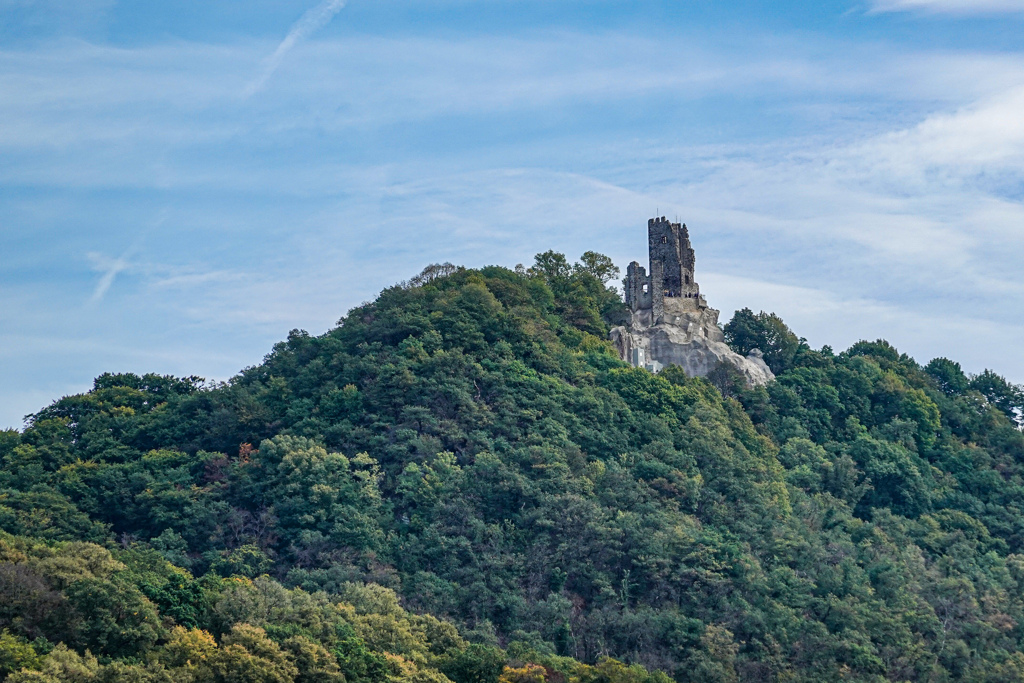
[1,0,1023,429]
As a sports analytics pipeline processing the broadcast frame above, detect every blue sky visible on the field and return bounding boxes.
[2,0,1023,428]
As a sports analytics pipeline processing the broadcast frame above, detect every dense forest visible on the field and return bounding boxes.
[2,253,1024,683]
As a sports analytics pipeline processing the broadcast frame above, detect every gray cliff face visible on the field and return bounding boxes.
[610,311,775,386]
[610,217,775,386]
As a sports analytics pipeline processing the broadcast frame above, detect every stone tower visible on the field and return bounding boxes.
[625,216,707,322]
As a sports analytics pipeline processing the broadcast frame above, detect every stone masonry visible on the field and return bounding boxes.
[611,217,774,386]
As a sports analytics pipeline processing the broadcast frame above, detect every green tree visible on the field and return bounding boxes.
[576,252,620,284]
[680,625,738,683]
[214,624,299,683]
[64,578,161,658]
[281,636,344,683]
[970,369,1024,426]
[439,644,506,683]
[530,252,571,281]
[0,630,44,679]
[924,357,970,396]
[6,644,99,683]
[723,308,801,373]
[211,546,272,580]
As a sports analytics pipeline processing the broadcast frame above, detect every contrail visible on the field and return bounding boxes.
[244,0,347,97]
[88,210,166,304]
[89,251,132,303]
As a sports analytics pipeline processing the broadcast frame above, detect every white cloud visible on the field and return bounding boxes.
[854,85,1024,176]
[870,0,1024,13]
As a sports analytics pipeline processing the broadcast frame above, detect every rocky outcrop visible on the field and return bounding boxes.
[610,308,774,386]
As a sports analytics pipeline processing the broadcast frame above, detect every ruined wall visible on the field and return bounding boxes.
[624,261,651,311]
[677,223,699,299]
[650,259,665,321]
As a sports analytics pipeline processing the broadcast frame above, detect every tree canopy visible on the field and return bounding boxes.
[2,252,1024,682]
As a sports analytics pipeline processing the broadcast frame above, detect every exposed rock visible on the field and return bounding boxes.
[610,217,774,386]
[610,311,774,386]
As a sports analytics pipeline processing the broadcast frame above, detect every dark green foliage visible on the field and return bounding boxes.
[211,544,274,579]
[440,644,506,683]
[925,357,970,396]
[723,308,802,373]
[120,548,208,629]
[969,369,1024,427]
[64,576,161,658]
[4,251,1024,682]
[577,252,620,285]
[330,635,389,683]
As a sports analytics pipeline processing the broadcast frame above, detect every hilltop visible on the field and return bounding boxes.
[2,252,1024,683]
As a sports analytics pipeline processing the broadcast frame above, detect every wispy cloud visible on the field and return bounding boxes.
[243,0,347,97]
[87,250,133,303]
[860,85,1024,172]
[5,35,1024,154]
[3,16,1024,429]
[0,0,116,36]
[869,0,1024,14]
[83,212,169,303]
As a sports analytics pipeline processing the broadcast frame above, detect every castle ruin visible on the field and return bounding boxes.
[611,217,774,385]
[624,217,708,323]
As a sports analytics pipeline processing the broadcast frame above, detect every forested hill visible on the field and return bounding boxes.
[3,253,1024,683]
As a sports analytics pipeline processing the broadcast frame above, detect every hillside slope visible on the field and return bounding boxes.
[3,254,1024,683]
